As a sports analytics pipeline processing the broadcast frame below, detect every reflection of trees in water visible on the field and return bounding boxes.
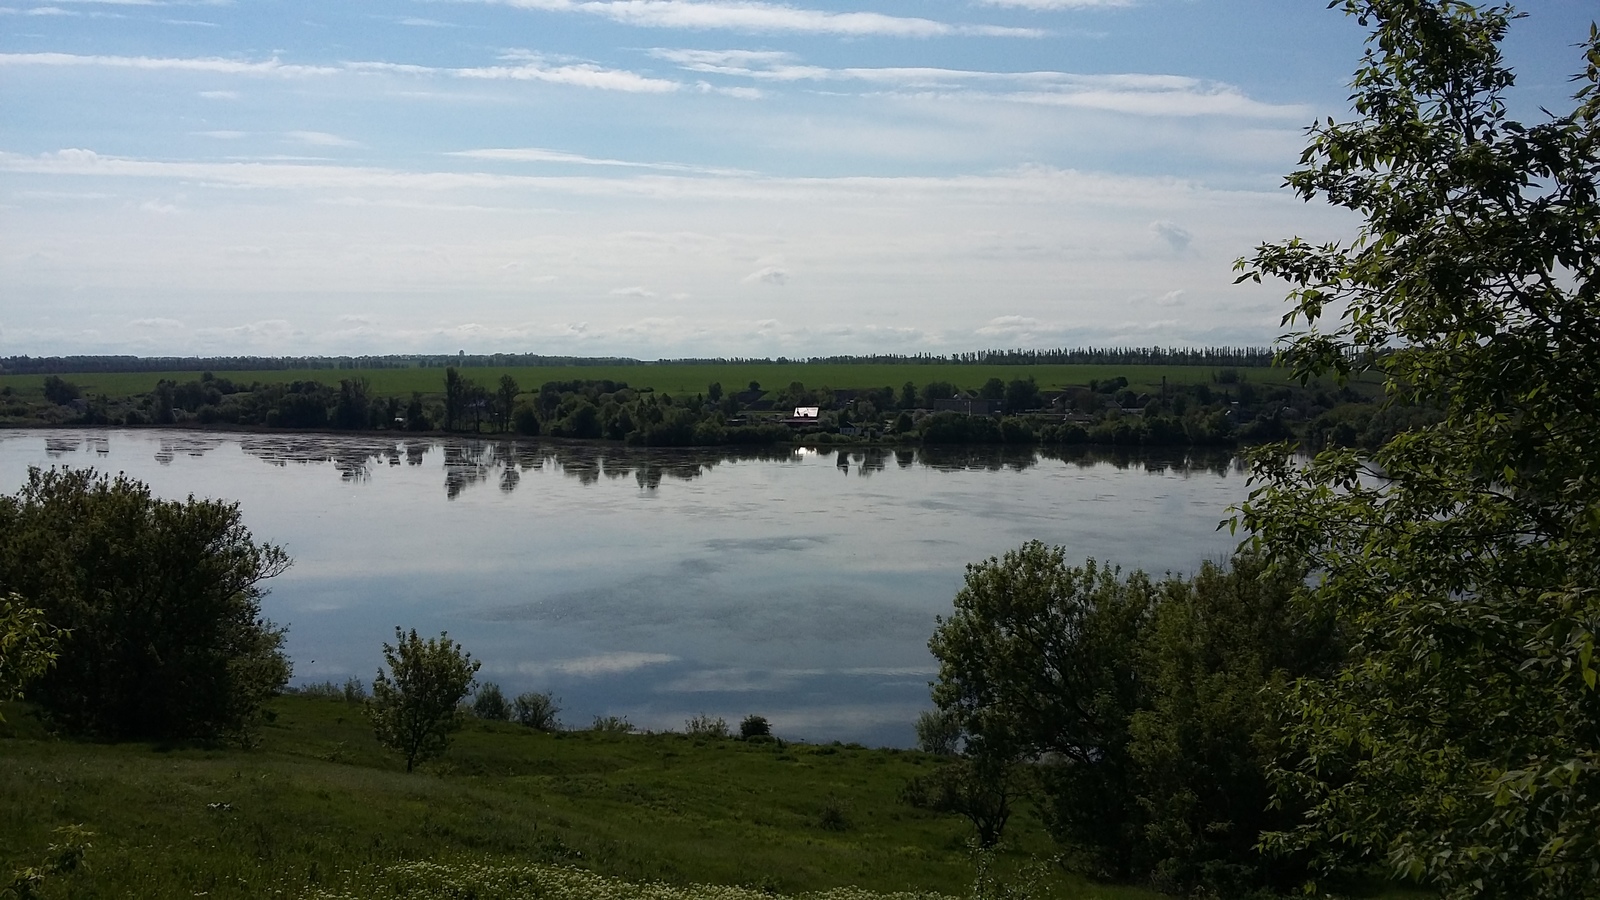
[220,433,1241,497]
[240,435,394,482]
[917,446,1040,473]
[1041,445,1239,477]
[154,435,226,467]
[443,441,494,499]
[526,444,796,493]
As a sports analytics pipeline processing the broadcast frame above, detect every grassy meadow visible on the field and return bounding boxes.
[0,695,1166,900]
[0,362,1313,403]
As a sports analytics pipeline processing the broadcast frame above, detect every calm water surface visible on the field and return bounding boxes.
[0,430,1251,745]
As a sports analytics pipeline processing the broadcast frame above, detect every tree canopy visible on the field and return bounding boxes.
[928,544,1332,893]
[0,467,291,741]
[367,628,480,772]
[1235,2,1600,896]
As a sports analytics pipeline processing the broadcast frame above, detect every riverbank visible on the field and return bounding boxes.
[1,694,1138,900]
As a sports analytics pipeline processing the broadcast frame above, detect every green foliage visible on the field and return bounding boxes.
[929,544,1333,893]
[0,595,62,724]
[913,709,960,756]
[4,824,93,900]
[472,682,512,721]
[303,860,959,900]
[930,543,1151,877]
[900,755,1021,848]
[367,628,480,772]
[817,795,851,832]
[591,714,635,733]
[4,691,1316,898]
[686,713,730,738]
[0,467,290,741]
[1234,3,1600,897]
[1126,555,1337,895]
[40,376,79,405]
[512,690,562,730]
[739,714,771,739]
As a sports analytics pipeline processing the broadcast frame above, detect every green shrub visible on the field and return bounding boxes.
[512,690,562,730]
[591,714,634,733]
[0,467,290,741]
[685,713,729,738]
[739,714,771,740]
[472,682,512,721]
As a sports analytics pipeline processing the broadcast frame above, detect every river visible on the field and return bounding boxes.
[0,429,1252,746]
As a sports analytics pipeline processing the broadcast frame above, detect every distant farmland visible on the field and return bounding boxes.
[0,362,1323,400]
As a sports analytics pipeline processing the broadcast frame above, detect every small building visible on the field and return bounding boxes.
[781,406,823,428]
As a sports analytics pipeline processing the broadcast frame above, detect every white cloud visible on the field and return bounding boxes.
[197,89,239,99]
[448,147,750,176]
[518,651,677,677]
[39,0,230,5]
[742,264,787,285]
[650,50,1308,118]
[349,57,680,93]
[609,285,656,297]
[0,51,338,76]
[0,51,681,93]
[472,0,1043,37]
[285,130,360,147]
[194,129,247,139]
[978,0,1133,7]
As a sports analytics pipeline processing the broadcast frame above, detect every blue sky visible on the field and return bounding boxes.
[1,0,1592,358]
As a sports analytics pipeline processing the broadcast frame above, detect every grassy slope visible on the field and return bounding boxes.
[0,363,1312,401]
[0,697,1159,900]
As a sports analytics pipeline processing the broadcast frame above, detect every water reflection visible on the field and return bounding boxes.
[1,429,1252,746]
[30,430,1248,496]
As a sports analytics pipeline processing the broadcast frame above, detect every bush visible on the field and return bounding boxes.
[591,715,634,733]
[0,594,63,722]
[739,714,771,740]
[817,795,850,831]
[41,376,80,405]
[471,682,512,720]
[0,467,291,741]
[367,628,480,772]
[914,709,960,755]
[513,691,562,730]
[685,713,729,738]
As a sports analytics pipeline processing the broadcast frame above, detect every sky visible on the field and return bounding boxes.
[1,1,1593,359]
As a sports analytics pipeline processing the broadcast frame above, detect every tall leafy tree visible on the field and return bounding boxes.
[495,374,520,433]
[929,543,1153,877]
[1235,3,1600,896]
[0,594,63,722]
[367,628,479,772]
[443,366,464,431]
[0,468,290,740]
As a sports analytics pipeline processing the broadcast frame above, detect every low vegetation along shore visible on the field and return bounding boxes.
[0,357,1398,452]
[0,692,1400,900]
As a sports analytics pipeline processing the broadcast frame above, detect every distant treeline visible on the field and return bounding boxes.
[2,346,1276,375]
[0,354,643,375]
[698,347,1279,366]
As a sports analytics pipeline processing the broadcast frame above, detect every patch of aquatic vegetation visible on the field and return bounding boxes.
[305,861,956,900]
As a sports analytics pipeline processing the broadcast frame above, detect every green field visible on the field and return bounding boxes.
[0,363,1318,401]
[0,696,1162,900]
